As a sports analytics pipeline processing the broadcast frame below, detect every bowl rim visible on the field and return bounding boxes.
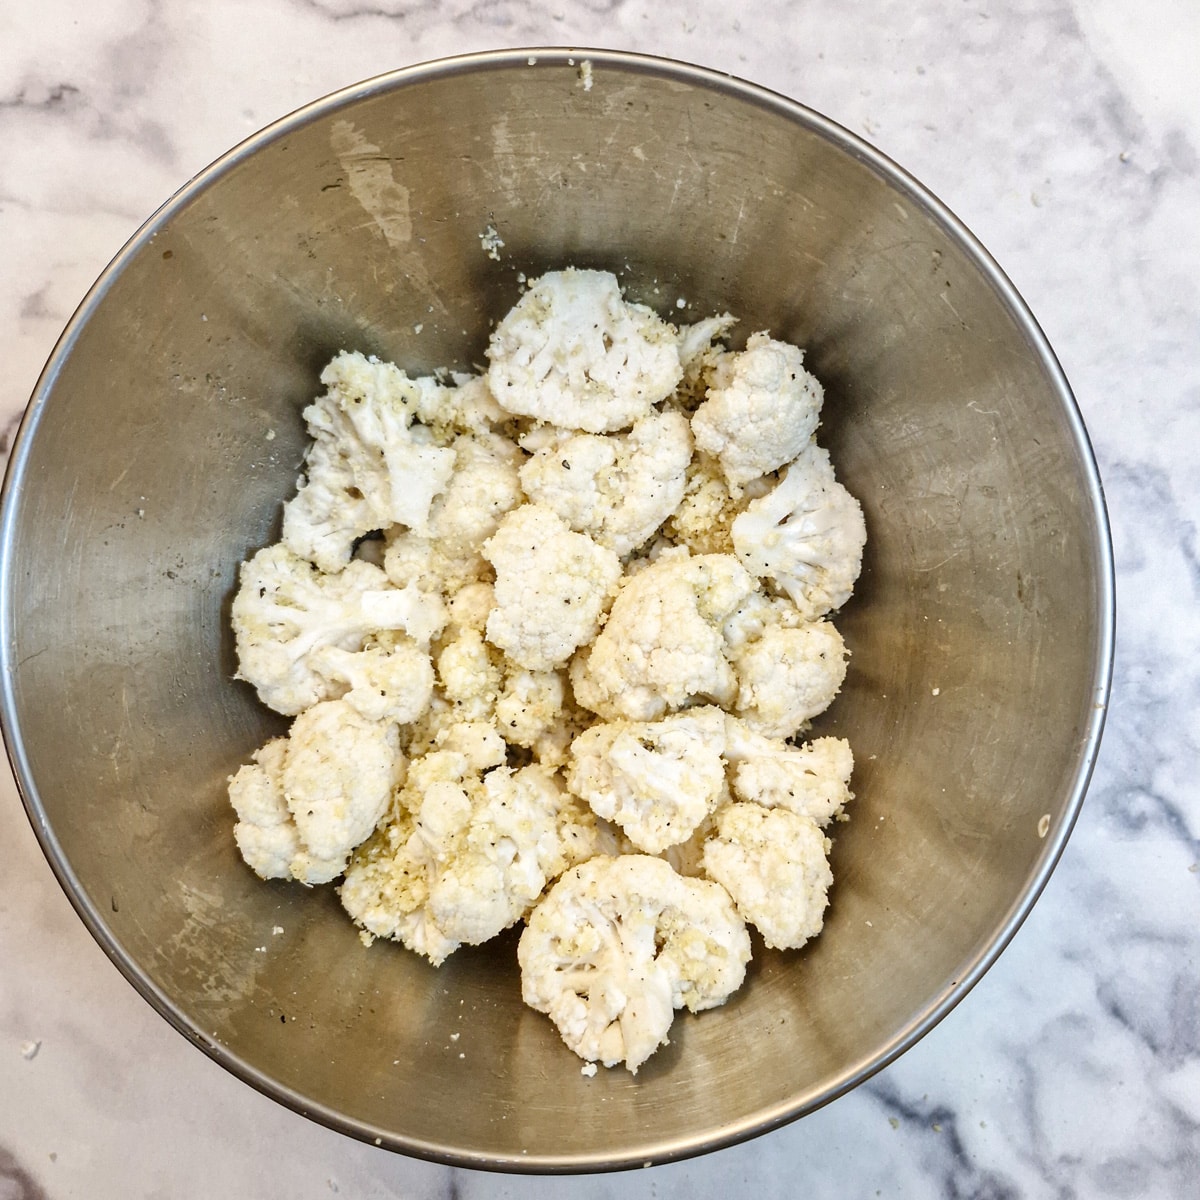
[0,44,1116,1173]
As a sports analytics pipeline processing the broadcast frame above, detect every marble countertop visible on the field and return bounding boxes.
[2,1,1196,1195]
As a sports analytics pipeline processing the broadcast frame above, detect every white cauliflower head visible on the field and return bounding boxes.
[494,667,565,748]
[436,625,505,724]
[486,269,683,433]
[340,751,601,964]
[383,530,486,599]
[721,588,806,651]
[729,617,849,739]
[413,372,510,441]
[379,429,523,597]
[228,739,331,883]
[702,803,833,951]
[282,700,403,862]
[228,700,402,884]
[494,666,589,769]
[308,631,434,725]
[483,503,623,672]
[518,854,751,1072]
[518,409,694,557]
[431,429,526,560]
[232,544,447,716]
[724,720,855,826]
[571,549,758,721]
[427,764,601,946]
[281,351,457,570]
[691,332,824,489]
[432,718,509,771]
[565,707,728,853]
[731,440,867,621]
[374,429,525,604]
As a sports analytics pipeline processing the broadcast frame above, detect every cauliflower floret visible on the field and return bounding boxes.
[433,766,604,943]
[571,549,758,721]
[729,617,848,739]
[395,587,503,750]
[402,694,456,762]
[413,372,510,440]
[721,588,806,651]
[483,504,622,672]
[731,440,867,621]
[380,430,524,597]
[691,332,824,489]
[519,409,693,556]
[341,752,599,963]
[341,811,458,964]
[308,630,434,725]
[724,719,855,826]
[278,424,373,576]
[434,718,508,770]
[228,739,323,882]
[495,667,565,748]
[433,430,526,559]
[518,855,751,1072]
[657,805,725,879]
[566,707,728,853]
[383,531,485,600]
[442,580,495,635]
[339,745,497,962]
[228,700,402,884]
[232,544,447,715]
[701,803,833,951]
[281,351,457,570]
[436,626,505,723]
[282,700,403,862]
[486,269,683,433]
[494,666,590,768]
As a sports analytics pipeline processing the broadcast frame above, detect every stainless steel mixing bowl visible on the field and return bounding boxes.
[0,49,1113,1171]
